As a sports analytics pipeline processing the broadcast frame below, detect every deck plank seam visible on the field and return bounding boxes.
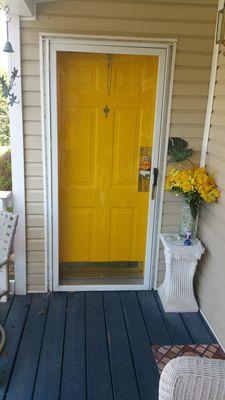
[59,293,69,400]
[2,297,14,326]
[179,314,195,344]
[152,291,174,344]
[84,293,88,400]
[101,292,115,400]
[30,294,50,400]
[154,291,193,344]
[4,294,32,400]
[135,292,153,345]
[119,292,142,400]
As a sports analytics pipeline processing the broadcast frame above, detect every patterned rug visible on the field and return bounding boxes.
[152,344,225,374]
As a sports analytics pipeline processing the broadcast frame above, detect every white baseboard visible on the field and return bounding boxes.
[200,309,225,353]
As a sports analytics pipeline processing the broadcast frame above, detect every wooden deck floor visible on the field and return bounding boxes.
[0,291,215,400]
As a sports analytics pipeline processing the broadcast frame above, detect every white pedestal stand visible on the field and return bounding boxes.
[158,234,205,313]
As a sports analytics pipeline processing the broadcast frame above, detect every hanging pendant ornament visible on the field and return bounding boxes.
[0,4,14,53]
[103,54,113,118]
[0,3,20,106]
[106,54,113,96]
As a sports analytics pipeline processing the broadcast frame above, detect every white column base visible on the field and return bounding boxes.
[158,234,205,313]
[158,284,199,313]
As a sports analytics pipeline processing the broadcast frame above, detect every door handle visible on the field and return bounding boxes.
[151,167,159,200]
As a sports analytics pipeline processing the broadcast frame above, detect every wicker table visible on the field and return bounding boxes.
[158,234,205,313]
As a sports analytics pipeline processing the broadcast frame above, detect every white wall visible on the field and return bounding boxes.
[197,42,225,349]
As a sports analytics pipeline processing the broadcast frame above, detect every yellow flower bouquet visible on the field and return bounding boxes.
[166,167,220,220]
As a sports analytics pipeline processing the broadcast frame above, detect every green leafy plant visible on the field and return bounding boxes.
[0,67,20,107]
[0,150,12,191]
[168,137,193,163]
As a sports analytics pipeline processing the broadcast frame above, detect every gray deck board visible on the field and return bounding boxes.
[0,290,216,400]
[6,294,49,400]
[0,295,31,400]
[33,292,67,400]
[60,292,86,400]
[86,292,113,400]
[120,292,159,400]
[103,292,140,400]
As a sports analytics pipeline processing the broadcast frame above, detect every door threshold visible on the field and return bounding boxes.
[55,282,147,291]
[59,277,144,287]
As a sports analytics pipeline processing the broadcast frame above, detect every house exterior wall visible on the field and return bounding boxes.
[197,44,225,348]
[20,0,217,292]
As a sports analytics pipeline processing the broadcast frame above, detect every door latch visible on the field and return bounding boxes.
[151,167,159,200]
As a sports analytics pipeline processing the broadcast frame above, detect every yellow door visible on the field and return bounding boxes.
[57,52,158,272]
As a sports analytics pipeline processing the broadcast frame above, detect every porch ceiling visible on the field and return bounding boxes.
[4,0,219,18]
[3,0,56,17]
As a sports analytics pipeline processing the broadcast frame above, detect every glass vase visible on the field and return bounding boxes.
[179,200,197,238]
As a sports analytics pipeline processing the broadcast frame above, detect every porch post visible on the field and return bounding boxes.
[8,14,27,295]
[200,0,225,166]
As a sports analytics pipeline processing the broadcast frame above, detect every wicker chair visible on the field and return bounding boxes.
[0,210,18,352]
[159,356,225,400]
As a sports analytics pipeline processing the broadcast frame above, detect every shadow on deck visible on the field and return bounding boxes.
[0,291,215,400]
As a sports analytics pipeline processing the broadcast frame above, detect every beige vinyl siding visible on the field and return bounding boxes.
[197,45,225,348]
[21,0,217,291]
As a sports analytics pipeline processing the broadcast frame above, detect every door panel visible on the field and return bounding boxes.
[109,208,136,261]
[57,52,158,281]
[112,109,139,186]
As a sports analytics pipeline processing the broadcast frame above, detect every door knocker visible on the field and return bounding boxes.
[103,105,110,118]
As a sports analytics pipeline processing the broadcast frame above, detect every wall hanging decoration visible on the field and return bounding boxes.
[216,7,225,45]
[138,146,152,192]
[0,3,20,106]
[0,68,20,106]
[216,7,225,56]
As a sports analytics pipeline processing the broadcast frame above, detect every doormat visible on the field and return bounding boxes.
[152,344,225,374]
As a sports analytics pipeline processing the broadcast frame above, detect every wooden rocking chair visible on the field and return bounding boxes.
[0,210,18,352]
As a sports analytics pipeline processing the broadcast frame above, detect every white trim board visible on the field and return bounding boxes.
[200,310,225,352]
[41,35,176,292]
[9,14,27,295]
[152,42,177,289]
[39,32,178,44]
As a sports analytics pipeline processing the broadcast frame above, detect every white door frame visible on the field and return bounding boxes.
[40,34,176,292]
